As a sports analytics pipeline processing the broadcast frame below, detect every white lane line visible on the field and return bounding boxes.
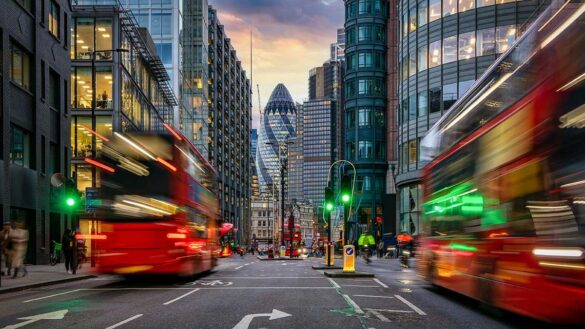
[395,295,427,315]
[163,288,200,305]
[235,266,243,270]
[342,285,378,288]
[213,276,323,279]
[367,309,390,322]
[373,278,389,288]
[342,294,364,314]
[105,314,143,329]
[353,295,394,299]
[365,308,413,313]
[23,289,81,303]
[244,263,250,266]
[327,278,341,289]
[198,286,335,290]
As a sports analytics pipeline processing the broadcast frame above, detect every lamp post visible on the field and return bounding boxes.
[89,48,128,267]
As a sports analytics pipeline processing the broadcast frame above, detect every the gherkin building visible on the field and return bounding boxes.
[256,84,297,194]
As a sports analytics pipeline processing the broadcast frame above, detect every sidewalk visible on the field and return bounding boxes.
[0,264,95,294]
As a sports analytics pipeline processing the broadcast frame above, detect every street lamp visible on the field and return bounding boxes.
[89,48,128,267]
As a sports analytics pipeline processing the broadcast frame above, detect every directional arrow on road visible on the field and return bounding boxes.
[2,309,68,329]
[232,309,291,329]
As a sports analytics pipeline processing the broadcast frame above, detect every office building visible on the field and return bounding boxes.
[1,0,72,264]
[208,6,252,243]
[331,28,346,61]
[395,0,544,234]
[287,103,304,203]
[250,129,260,199]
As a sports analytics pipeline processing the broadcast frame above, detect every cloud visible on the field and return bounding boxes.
[209,0,344,129]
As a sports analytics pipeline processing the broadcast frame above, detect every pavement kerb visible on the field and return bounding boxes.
[324,271,375,278]
[0,274,96,294]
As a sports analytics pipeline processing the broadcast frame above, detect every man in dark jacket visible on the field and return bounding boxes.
[62,228,74,273]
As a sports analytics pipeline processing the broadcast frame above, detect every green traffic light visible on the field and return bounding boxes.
[326,203,334,211]
[341,194,350,203]
[66,197,76,207]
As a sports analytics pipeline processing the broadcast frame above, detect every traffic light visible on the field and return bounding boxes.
[340,174,351,203]
[63,179,81,210]
[324,187,334,212]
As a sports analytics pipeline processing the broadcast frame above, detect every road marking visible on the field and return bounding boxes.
[163,288,200,305]
[353,295,394,299]
[188,280,232,286]
[105,314,143,329]
[342,294,364,314]
[327,278,340,289]
[235,266,243,270]
[199,287,335,290]
[342,285,378,288]
[213,276,322,279]
[364,308,413,313]
[232,309,291,329]
[22,290,80,303]
[244,263,251,266]
[2,309,68,329]
[367,309,390,322]
[395,295,426,315]
[373,279,389,288]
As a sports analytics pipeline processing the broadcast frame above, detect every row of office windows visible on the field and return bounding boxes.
[400,139,420,166]
[401,0,522,37]
[70,18,114,60]
[346,24,386,45]
[346,141,386,161]
[347,0,386,18]
[399,80,474,123]
[400,25,516,80]
[346,51,386,71]
[9,124,64,176]
[346,109,385,128]
[346,78,386,97]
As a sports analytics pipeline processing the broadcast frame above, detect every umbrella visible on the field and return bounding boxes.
[357,233,376,246]
[219,223,234,237]
[397,233,413,246]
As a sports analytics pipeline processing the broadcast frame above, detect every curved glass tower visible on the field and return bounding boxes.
[344,0,389,240]
[257,84,297,194]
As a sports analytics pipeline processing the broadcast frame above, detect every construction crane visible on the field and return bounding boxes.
[257,84,263,115]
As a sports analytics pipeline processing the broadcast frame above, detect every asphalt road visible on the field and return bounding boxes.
[0,256,551,329]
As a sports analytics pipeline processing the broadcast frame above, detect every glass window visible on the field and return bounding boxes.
[374,26,385,42]
[459,0,475,12]
[71,116,113,158]
[346,142,356,160]
[75,18,94,59]
[429,0,441,22]
[358,26,370,42]
[374,0,382,13]
[418,91,428,117]
[429,40,441,68]
[409,53,416,77]
[359,141,373,159]
[458,80,474,97]
[409,94,417,121]
[374,52,385,69]
[359,0,372,14]
[442,82,457,110]
[418,0,428,27]
[418,46,427,72]
[402,12,408,37]
[346,79,356,97]
[477,28,496,56]
[409,6,417,32]
[496,0,515,3]
[10,125,31,168]
[443,35,457,63]
[375,110,385,127]
[443,0,457,17]
[151,13,172,35]
[430,87,441,113]
[363,176,372,191]
[347,54,356,70]
[477,0,494,7]
[401,98,408,124]
[49,69,60,109]
[496,25,516,53]
[347,110,356,128]
[409,140,418,164]
[401,143,408,167]
[71,67,112,110]
[96,19,113,58]
[156,43,172,65]
[347,1,357,17]
[49,1,60,38]
[358,52,373,68]
[10,43,31,91]
[347,28,355,45]
[359,109,371,126]
[459,31,476,60]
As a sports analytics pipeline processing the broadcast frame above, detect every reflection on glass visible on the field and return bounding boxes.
[403,12,408,37]
[477,0,494,7]
[429,40,441,68]
[409,140,418,164]
[409,6,417,32]
[71,116,112,158]
[71,67,113,109]
[429,0,441,22]
[442,82,457,110]
[477,28,496,56]
[495,0,515,3]
[418,91,428,117]
[418,46,428,72]
[443,0,457,17]
[459,31,476,60]
[96,67,113,109]
[443,35,457,63]
[418,0,428,27]
[458,80,474,97]
[459,0,475,12]
[409,94,417,121]
[409,53,416,77]
[496,25,516,53]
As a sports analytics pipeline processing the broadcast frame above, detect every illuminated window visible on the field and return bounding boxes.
[409,6,417,32]
[71,116,113,158]
[429,0,441,22]
[10,43,31,91]
[496,25,516,53]
[429,40,441,68]
[418,46,427,72]
[10,125,31,168]
[459,31,476,60]
[477,0,495,7]
[408,140,418,164]
[443,36,457,63]
[459,0,475,12]
[71,67,113,110]
[73,18,113,60]
[443,0,457,17]
[418,0,428,27]
[402,12,408,37]
[477,28,496,56]
[495,0,515,4]
[49,1,60,39]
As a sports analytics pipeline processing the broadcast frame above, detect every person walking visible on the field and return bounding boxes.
[8,222,29,278]
[1,223,12,276]
[377,240,384,259]
[62,228,75,274]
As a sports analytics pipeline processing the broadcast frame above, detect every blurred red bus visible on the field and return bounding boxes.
[284,223,302,257]
[93,130,220,276]
[419,1,585,324]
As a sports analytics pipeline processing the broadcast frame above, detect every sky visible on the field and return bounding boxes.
[209,0,345,129]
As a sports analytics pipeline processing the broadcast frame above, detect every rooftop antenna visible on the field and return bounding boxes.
[257,84,263,115]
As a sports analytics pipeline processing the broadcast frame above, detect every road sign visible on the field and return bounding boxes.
[85,188,99,212]
[343,245,355,272]
[232,309,291,329]
[190,280,233,286]
[3,309,68,329]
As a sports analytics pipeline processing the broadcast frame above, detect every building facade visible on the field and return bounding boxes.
[208,6,252,243]
[250,197,275,247]
[250,128,260,199]
[344,0,389,241]
[395,0,544,234]
[287,103,304,203]
[70,3,176,233]
[1,0,72,264]
[256,84,297,194]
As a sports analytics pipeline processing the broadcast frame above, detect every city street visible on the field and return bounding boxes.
[0,256,548,329]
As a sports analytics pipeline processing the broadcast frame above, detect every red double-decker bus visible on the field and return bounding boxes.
[93,129,220,276]
[419,1,585,324]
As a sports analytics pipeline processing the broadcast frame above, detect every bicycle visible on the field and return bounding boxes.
[49,240,62,266]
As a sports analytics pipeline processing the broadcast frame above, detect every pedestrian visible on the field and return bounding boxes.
[8,222,29,278]
[378,240,384,259]
[1,223,12,276]
[62,227,75,273]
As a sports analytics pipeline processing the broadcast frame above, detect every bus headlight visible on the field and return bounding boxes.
[533,248,583,258]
